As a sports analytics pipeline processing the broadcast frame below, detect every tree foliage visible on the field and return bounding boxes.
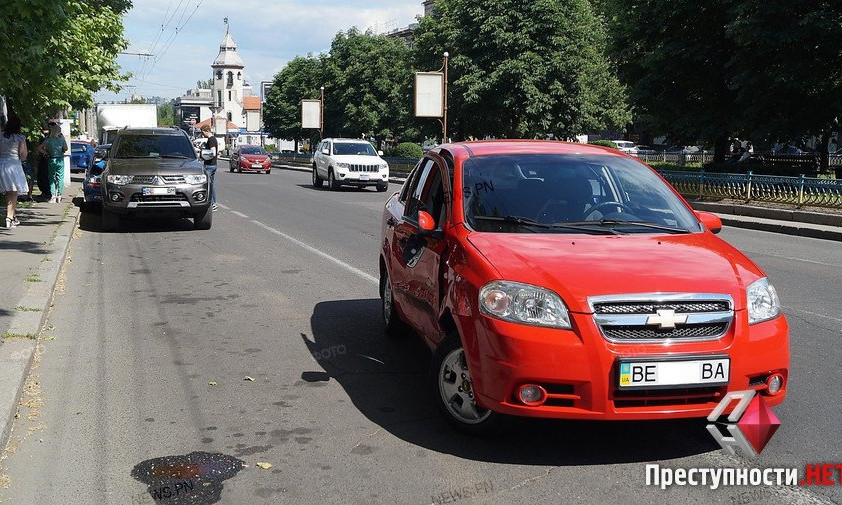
[0,0,131,130]
[196,78,214,89]
[262,54,327,147]
[414,0,630,140]
[157,102,175,127]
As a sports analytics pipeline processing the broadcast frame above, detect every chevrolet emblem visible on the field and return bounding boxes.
[646,309,688,329]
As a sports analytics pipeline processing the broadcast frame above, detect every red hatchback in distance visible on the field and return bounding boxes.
[229,145,272,174]
[379,140,789,434]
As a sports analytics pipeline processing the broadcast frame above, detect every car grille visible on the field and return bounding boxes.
[613,386,724,408]
[590,294,733,343]
[130,193,189,203]
[127,175,187,185]
[346,164,380,172]
[161,175,186,184]
[130,175,157,184]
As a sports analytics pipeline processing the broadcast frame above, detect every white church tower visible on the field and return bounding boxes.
[211,26,245,129]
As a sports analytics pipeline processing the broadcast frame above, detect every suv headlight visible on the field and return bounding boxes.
[479,281,571,328]
[747,277,781,324]
[184,174,207,185]
[379,163,388,171]
[106,174,130,185]
[337,162,349,169]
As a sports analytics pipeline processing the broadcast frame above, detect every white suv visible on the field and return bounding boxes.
[312,138,389,192]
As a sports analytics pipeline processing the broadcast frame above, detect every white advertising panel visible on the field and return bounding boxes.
[415,72,444,118]
[301,100,321,129]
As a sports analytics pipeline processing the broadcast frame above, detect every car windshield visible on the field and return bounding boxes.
[240,147,265,155]
[463,154,701,234]
[333,142,377,156]
[114,134,195,159]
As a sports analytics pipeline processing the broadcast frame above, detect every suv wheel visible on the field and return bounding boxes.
[312,165,323,188]
[328,169,340,191]
[376,181,388,192]
[101,206,120,232]
[194,206,212,230]
[430,332,504,436]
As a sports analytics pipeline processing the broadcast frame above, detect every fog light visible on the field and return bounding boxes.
[766,373,784,395]
[517,384,547,406]
[110,193,122,202]
[194,191,206,202]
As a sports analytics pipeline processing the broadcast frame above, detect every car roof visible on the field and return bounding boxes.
[327,138,371,143]
[445,140,626,158]
[115,127,186,136]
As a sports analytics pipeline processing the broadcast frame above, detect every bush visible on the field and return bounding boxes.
[263,144,276,153]
[388,142,423,159]
[588,140,617,149]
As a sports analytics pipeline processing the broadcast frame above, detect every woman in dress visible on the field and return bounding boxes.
[0,116,29,229]
[40,122,67,203]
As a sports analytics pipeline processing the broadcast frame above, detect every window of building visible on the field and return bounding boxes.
[216,90,222,107]
[227,112,232,121]
[228,90,231,101]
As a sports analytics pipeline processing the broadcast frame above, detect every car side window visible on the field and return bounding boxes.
[399,159,424,203]
[404,159,434,220]
[422,166,445,228]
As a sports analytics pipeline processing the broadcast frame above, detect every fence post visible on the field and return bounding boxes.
[745,171,753,203]
[797,174,805,207]
[698,169,705,199]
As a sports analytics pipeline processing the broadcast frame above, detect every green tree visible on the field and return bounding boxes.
[0,0,131,130]
[326,29,418,141]
[607,1,738,161]
[727,1,842,176]
[413,0,630,140]
[262,54,328,151]
[158,102,175,127]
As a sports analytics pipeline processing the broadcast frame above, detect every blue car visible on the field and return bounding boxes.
[82,144,109,208]
[70,141,95,173]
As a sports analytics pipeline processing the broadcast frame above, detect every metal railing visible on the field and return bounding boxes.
[637,152,842,166]
[659,170,842,208]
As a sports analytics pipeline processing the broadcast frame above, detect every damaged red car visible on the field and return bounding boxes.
[379,140,789,434]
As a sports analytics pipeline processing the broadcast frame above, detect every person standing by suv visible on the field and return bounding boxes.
[200,125,218,211]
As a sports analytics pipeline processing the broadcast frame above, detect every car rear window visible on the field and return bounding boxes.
[114,134,195,159]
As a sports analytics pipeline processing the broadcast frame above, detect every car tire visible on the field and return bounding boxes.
[237,166,242,173]
[312,166,323,188]
[328,169,339,191]
[265,170,271,175]
[194,206,212,230]
[376,182,388,192]
[430,331,504,436]
[380,267,410,338]
[101,206,120,232]
[229,163,234,173]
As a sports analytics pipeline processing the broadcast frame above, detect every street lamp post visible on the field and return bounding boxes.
[441,52,448,144]
[319,86,324,140]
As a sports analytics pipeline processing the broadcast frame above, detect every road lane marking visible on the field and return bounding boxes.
[231,211,249,219]
[250,220,378,285]
[784,305,842,325]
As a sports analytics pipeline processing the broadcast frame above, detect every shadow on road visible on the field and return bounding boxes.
[295,184,378,193]
[306,298,720,466]
[75,197,197,233]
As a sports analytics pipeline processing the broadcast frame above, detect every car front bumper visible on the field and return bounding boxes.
[335,171,389,186]
[102,182,210,215]
[457,311,789,420]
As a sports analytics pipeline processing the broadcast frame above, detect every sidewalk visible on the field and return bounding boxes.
[0,180,81,447]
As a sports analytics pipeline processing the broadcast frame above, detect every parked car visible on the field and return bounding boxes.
[70,141,95,173]
[100,127,212,231]
[612,140,638,154]
[229,145,272,174]
[634,145,657,155]
[82,144,110,209]
[379,140,788,434]
[312,138,389,191]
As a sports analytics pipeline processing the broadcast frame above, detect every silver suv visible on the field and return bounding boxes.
[101,127,212,231]
[312,138,389,191]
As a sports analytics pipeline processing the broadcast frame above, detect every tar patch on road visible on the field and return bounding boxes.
[130,451,244,504]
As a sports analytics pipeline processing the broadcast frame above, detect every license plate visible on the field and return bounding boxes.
[142,187,175,196]
[618,357,729,388]
[252,164,262,169]
[359,174,370,181]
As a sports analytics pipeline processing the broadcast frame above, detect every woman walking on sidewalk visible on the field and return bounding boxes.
[39,122,67,203]
[0,116,29,229]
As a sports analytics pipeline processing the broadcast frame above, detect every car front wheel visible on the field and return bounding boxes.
[328,169,339,191]
[312,166,323,188]
[376,181,388,192]
[194,206,212,230]
[430,333,503,435]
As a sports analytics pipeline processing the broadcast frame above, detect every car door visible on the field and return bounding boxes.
[318,140,331,177]
[390,155,450,344]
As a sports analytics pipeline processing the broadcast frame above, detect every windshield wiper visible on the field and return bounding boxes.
[160,155,191,159]
[564,220,692,234]
[473,215,618,235]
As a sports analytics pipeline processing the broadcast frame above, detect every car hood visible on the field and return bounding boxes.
[466,232,763,313]
[241,154,268,161]
[108,158,204,175]
[333,155,384,165]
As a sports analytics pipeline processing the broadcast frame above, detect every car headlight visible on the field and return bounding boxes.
[747,277,781,324]
[479,280,571,328]
[184,174,207,185]
[379,163,388,171]
[88,175,101,184]
[106,174,130,185]
[337,162,349,169]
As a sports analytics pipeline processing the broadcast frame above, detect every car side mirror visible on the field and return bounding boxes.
[696,211,722,234]
[418,210,436,233]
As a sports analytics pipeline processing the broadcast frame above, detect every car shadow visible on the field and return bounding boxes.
[76,199,197,233]
[306,298,721,466]
[295,184,374,193]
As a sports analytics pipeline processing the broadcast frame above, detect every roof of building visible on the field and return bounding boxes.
[212,29,244,68]
[243,96,261,111]
[194,118,239,131]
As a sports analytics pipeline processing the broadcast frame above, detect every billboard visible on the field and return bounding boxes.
[415,72,444,118]
[301,99,321,129]
[261,81,273,103]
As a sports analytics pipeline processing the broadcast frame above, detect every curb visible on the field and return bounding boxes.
[716,215,842,242]
[0,203,80,449]
[690,201,842,227]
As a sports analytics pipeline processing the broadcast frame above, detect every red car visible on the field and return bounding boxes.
[229,145,272,174]
[379,140,788,434]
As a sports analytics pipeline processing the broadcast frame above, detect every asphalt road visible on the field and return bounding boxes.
[1,167,839,505]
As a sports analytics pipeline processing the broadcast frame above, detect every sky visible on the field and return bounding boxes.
[96,0,424,103]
